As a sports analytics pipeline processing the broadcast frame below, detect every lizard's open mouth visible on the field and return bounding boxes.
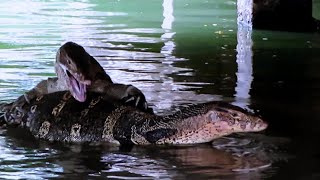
[66,70,89,102]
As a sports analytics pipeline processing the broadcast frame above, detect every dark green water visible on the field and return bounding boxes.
[0,0,319,179]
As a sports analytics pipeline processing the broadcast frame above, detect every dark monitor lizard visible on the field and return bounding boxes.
[11,42,149,111]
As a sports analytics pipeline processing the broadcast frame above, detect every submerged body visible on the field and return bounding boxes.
[0,91,267,145]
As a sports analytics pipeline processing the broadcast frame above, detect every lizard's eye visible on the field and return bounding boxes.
[67,59,71,65]
[209,113,219,122]
[232,113,238,117]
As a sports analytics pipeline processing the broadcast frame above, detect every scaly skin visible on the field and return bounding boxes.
[0,91,267,145]
[11,42,149,111]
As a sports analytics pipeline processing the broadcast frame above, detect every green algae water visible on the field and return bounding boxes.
[0,0,320,179]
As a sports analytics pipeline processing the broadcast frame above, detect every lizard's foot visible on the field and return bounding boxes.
[1,103,11,112]
[0,102,17,126]
[121,85,153,113]
[0,103,10,127]
[10,94,30,111]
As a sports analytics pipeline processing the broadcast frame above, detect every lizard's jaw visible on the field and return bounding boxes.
[66,70,91,102]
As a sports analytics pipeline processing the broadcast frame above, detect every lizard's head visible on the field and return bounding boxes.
[203,102,268,137]
[55,42,93,102]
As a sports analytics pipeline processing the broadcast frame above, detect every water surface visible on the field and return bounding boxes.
[0,0,319,179]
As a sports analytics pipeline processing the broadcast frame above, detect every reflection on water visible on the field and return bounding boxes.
[0,129,62,179]
[1,127,278,179]
[0,0,320,179]
[233,0,253,109]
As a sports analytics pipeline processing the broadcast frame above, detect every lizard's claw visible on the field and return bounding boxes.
[24,93,31,104]
[122,85,152,113]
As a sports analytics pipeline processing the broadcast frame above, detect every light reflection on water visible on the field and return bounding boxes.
[0,127,279,179]
[0,129,63,179]
[1,0,318,179]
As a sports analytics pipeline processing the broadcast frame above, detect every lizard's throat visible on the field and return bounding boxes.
[66,70,87,102]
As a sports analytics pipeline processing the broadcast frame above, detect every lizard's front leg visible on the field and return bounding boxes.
[92,83,152,113]
[9,79,54,110]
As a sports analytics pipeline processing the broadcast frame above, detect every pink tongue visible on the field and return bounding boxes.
[70,76,86,102]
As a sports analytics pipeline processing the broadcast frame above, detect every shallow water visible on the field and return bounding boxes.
[0,0,319,179]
